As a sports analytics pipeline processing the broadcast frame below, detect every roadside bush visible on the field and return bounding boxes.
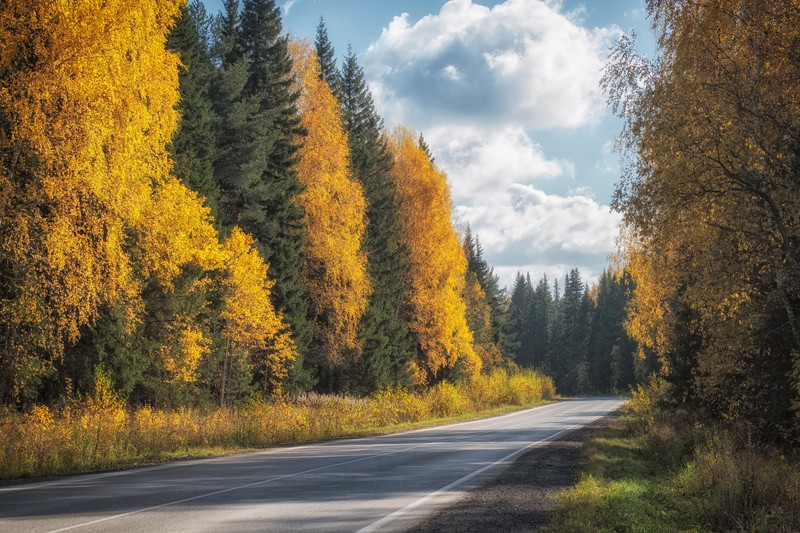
[0,366,554,479]
[425,381,471,417]
[549,376,800,533]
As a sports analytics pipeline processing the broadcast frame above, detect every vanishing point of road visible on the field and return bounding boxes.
[0,397,621,533]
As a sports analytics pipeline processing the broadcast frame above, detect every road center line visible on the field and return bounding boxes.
[42,418,503,533]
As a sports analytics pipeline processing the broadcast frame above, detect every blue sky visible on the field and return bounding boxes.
[201,0,656,287]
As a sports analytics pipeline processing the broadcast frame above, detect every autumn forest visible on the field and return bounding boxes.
[0,0,640,413]
[1,0,800,491]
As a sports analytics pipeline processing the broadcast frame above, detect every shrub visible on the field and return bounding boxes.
[0,366,554,478]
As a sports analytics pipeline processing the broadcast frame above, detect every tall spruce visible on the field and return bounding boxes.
[465,230,511,356]
[529,275,552,368]
[167,1,220,219]
[211,0,313,391]
[339,47,415,392]
[211,0,263,227]
[509,273,533,364]
[462,227,503,368]
[313,18,341,99]
[553,268,590,394]
[587,269,636,393]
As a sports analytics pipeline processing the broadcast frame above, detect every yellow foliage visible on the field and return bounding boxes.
[0,366,552,478]
[137,177,226,290]
[163,325,211,384]
[462,274,503,369]
[0,0,185,396]
[388,127,481,381]
[221,228,297,394]
[289,41,371,366]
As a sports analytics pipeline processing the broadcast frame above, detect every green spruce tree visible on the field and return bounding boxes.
[339,47,415,392]
[509,272,533,364]
[529,274,552,368]
[211,0,313,392]
[167,0,220,219]
[466,230,511,356]
[313,17,341,100]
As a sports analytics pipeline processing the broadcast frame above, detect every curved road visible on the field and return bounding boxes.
[0,398,620,533]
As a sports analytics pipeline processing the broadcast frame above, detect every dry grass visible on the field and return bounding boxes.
[549,377,800,533]
[0,368,555,479]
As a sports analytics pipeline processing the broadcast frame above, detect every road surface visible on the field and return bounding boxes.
[0,398,620,533]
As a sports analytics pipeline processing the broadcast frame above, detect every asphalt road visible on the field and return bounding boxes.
[0,398,621,533]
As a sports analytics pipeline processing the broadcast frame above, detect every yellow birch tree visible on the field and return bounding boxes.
[388,127,481,384]
[289,41,371,371]
[221,228,297,399]
[0,0,185,400]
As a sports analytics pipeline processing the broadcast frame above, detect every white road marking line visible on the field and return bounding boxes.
[354,404,620,533]
[40,417,513,533]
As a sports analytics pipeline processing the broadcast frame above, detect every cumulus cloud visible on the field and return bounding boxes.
[426,125,565,201]
[365,0,618,129]
[453,184,620,255]
[421,124,620,284]
[364,0,623,286]
[452,182,621,286]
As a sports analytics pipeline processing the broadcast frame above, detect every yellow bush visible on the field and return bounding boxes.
[0,366,555,478]
[425,381,471,417]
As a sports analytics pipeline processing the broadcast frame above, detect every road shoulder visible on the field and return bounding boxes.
[404,413,616,533]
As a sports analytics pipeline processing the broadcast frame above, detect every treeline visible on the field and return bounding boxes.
[603,0,800,441]
[507,267,646,396]
[0,0,638,410]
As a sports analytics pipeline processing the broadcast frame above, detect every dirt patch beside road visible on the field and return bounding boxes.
[405,414,615,533]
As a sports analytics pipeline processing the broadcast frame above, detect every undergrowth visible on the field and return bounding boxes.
[0,367,555,479]
[548,376,800,532]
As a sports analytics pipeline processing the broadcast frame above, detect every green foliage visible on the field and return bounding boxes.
[339,47,416,393]
[508,267,637,396]
[549,381,800,533]
[313,17,341,99]
[209,0,313,392]
[167,0,220,220]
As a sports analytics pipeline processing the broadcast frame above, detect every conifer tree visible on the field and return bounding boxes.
[418,133,435,164]
[313,18,341,100]
[465,230,511,356]
[462,228,503,369]
[211,0,313,390]
[509,273,552,371]
[339,48,415,392]
[553,269,590,393]
[587,269,636,393]
[529,275,552,368]
[509,273,532,364]
[167,0,220,219]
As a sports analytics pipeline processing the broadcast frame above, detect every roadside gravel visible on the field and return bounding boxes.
[404,414,616,532]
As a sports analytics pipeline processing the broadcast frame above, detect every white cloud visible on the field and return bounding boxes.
[426,125,565,201]
[363,0,624,287]
[453,184,620,255]
[422,125,619,285]
[282,0,299,16]
[365,0,619,130]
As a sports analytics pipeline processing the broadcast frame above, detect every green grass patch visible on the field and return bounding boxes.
[548,381,800,533]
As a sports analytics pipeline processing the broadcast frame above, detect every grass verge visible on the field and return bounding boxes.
[0,367,555,480]
[547,380,800,533]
